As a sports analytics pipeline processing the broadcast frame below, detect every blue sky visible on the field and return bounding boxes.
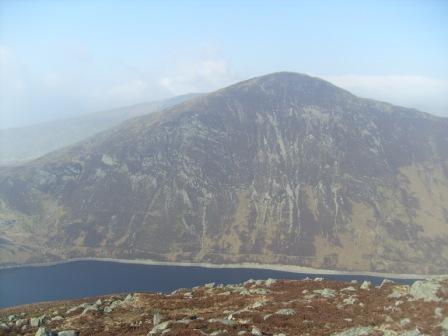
[1,0,447,128]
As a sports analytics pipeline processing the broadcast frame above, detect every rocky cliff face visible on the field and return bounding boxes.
[0,72,447,274]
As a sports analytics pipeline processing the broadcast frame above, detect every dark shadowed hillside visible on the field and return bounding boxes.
[0,72,447,274]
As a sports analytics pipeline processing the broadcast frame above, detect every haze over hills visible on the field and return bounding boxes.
[0,93,200,165]
[0,72,447,274]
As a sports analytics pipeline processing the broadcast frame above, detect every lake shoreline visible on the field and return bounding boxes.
[1,257,441,280]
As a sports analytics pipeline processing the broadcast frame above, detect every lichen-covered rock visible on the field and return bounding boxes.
[331,326,373,336]
[360,281,371,290]
[409,279,442,302]
[58,331,80,336]
[148,321,172,334]
[30,315,46,327]
[275,309,296,316]
[313,288,336,297]
[251,327,262,336]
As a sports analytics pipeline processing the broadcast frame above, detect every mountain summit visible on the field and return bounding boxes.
[1,72,447,274]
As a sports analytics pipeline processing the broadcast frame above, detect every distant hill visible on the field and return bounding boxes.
[0,72,447,274]
[0,93,200,164]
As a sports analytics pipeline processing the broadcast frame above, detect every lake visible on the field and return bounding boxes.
[0,260,417,308]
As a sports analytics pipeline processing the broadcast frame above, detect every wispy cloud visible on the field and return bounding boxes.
[323,74,448,117]
[158,48,238,95]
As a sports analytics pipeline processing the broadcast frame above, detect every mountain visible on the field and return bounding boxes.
[0,93,200,165]
[0,72,447,274]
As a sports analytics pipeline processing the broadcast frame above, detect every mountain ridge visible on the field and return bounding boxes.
[1,72,447,274]
[0,93,201,165]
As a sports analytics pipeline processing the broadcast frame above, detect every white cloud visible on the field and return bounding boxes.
[322,74,448,117]
[158,52,237,95]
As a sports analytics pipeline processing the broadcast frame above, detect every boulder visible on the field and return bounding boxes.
[440,317,448,332]
[30,315,46,327]
[265,278,277,287]
[399,329,423,336]
[360,281,371,290]
[378,279,395,288]
[251,327,262,336]
[148,321,172,334]
[81,304,98,315]
[410,279,442,302]
[15,318,27,327]
[58,331,80,336]
[387,285,410,298]
[153,312,163,326]
[208,318,236,326]
[313,288,336,298]
[275,308,295,316]
[330,326,373,336]
[35,327,56,336]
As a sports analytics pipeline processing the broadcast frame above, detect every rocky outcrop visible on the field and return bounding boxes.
[0,72,447,274]
[1,277,447,335]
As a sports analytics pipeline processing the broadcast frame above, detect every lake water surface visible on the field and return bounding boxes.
[0,260,417,308]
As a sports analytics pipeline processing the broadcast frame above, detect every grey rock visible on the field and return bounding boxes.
[435,307,443,318]
[251,301,266,309]
[35,327,48,336]
[313,288,336,298]
[123,293,134,303]
[343,296,357,305]
[35,328,57,336]
[360,281,371,290]
[210,331,227,336]
[15,318,27,327]
[148,321,172,334]
[251,327,262,336]
[58,331,80,336]
[7,315,16,322]
[275,308,296,316]
[410,280,442,302]
[330,326,373,336]
[30,315,46,327]
[81,304,98,315]
[263,314,272,321]
[249,288,270,295]
[387,285,410,298]
[153,312,163,326]
[400,318,411,326]
[399,329,423,336]
[265,278,277,287]
[218,291,231,296]
[379,279,395,288]
[341,286,356,292]
[440,317,448,331]
[208,318,236,326]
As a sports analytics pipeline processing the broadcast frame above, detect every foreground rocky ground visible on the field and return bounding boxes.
[1,277,448,336]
